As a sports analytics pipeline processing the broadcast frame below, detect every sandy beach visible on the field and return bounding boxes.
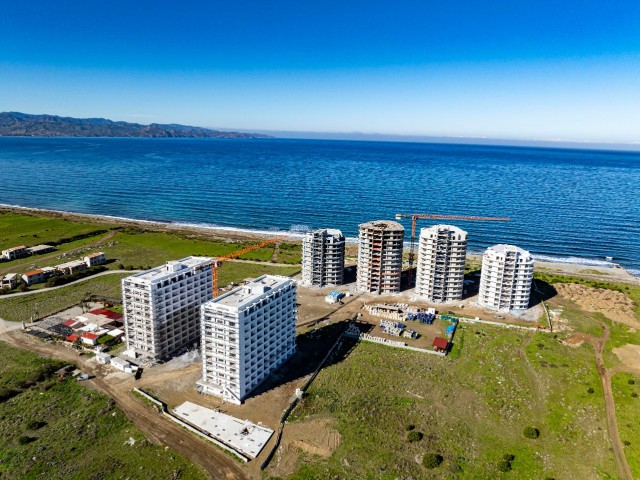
[2,204,638,284]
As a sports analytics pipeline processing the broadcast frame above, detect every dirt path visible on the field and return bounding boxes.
[593,322,633,480]
[0,269,139,299]
[0,330,249,480]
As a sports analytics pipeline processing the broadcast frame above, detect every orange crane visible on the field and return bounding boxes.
[395,213,510,286]
[211,235,288,297]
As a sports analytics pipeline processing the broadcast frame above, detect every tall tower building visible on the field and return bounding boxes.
[478,244,534,310]
[356,220,404,294]
[122,257,213,360]
[197,275,297,404]
[415,225,467,302]
[301,228,345,287]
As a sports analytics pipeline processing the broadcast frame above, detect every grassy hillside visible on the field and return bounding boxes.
[0,342,206,479]
[282,326,617,479]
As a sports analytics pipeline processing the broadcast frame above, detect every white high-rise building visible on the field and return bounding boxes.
[301,229,345,287]
[197,275,297,404]
[122,256,213,360]
[478,244,534,311]
[356,220,404,294]
[415,225,468,303]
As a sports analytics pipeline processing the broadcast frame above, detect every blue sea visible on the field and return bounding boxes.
[0,137,639,274]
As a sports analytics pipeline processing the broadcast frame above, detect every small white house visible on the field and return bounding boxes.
[1,273,18,290]
[111,357,134,373]
[84,252,106,267]
[94,352,112,365]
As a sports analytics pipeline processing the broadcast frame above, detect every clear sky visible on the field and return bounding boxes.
[1,1,639,143]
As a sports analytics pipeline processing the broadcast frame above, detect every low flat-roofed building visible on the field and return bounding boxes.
[56,259,88,276]
[110,357,134,373]
[95,352,112,364]
[84,252,106,267]
[22,269,46,286]
[1,273,18,290]
[1,245,28,261]
[26,244,55,255]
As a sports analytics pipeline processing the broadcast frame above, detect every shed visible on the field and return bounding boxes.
[111,357,133,373]
[433,337,449,353]
[94,352,112,365]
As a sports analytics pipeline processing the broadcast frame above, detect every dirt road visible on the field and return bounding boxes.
[593,322,633,480]
[0,330,249,480]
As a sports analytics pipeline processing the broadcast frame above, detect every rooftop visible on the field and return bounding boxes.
[86,252,104,258]
[173,401,274,459]
[3,245,26,252]
[359,220,404,232]
[3,273,18,280]
[56,259,87,269]
[205,275,292,310]
[127,256,212,284]
[420,224,468,237]
[24,269,44,276]
[486,244,532,257]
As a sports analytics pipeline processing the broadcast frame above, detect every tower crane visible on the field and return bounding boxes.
[394,213,510,286]
[211,235,288,297]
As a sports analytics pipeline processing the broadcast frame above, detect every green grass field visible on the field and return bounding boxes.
[0,212,107,251]
[282,325,616,480]
[612,372,640,478]
[0,342,206,479]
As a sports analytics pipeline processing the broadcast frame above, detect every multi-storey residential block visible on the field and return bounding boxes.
[301,228,345,287]
[415,225,468,302]
[356,220,404,294]
[122,256,212,360]
[478,244,534,310]
[197,275,297,404]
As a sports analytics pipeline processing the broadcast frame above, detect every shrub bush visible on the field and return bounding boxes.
[628,379,635,385]
[523,426,540,439]
[587,387,595,394]
[497,460,512,472]
[632,392,638,398]
[18,436,35,445]
[623,440,631,446]
[405,424,415,431]
[422,453,443,469]
[407,430,423,442]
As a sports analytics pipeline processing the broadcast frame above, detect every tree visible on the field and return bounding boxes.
[423,453,443,469]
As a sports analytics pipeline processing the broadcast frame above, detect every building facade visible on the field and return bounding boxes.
[197,275,297,404]
[85,252,106,267]
[2,245,28,261]
[415,225,468,303]
[478,244,534,311]
[356,220,404,294]
[301,229,345,287]
[122,256,213,360]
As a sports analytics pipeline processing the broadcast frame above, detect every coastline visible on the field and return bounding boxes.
[1,203,638,283]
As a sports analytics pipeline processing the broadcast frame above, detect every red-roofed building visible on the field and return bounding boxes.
[22,269,46,286]
[81,332,100,345]
[66,334,81,343]
[433,337,449,353]
[62,319,81,328]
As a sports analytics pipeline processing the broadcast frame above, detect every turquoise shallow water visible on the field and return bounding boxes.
[0,137,638,274]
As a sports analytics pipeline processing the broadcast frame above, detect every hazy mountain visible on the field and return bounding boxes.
[0,112,271,138]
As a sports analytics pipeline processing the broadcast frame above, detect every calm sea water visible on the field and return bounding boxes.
[0,137,639,274]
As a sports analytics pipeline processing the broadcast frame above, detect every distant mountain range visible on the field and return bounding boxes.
[0,112,271,138]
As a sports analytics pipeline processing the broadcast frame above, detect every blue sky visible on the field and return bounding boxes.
[1,1,639,143]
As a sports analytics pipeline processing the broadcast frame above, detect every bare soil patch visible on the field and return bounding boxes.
[613,344,640,373]
[564,332,593,348]
[555,283,639,328]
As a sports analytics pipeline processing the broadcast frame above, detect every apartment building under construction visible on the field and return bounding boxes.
[415,225,468,302]
[356,220,404,294]
[478,244,534,310]
[122,256,213,360]
[301,228,345,287]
